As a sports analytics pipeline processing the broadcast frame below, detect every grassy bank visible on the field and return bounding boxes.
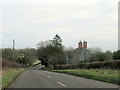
[2,68,27,88]
[51,69,119,85]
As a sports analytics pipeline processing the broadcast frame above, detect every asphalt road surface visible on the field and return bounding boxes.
[10,68,118,88]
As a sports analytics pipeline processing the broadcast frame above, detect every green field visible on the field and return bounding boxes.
[51,69,119,85]
[2,68,27,88]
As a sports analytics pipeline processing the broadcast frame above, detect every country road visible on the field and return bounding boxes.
[9,68,118,88]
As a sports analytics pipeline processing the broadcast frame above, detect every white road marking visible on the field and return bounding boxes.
[56,82,66,87]
[41,73,51,79]
[41,74,46,76]
[47,76,51,79]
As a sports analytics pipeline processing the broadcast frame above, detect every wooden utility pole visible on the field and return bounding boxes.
[13,39,15,50]
[12,39,15,61]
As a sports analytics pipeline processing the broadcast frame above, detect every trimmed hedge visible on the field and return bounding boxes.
[54,64,79,69]
[55,60,120,69]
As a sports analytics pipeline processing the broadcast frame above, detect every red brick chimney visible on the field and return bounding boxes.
[83,40,87,48]
[78,41,82,48]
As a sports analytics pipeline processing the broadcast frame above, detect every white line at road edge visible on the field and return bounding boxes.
[56,82,66,87]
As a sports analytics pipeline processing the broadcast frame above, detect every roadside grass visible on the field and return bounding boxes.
[0,71,2,89]
[51,69,119,85]
[2,68,27,88]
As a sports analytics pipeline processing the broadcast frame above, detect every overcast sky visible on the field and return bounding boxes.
[1,0,119,51]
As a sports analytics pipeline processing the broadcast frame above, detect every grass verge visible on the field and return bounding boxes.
[2,68,27,88]
[51,69,119,85]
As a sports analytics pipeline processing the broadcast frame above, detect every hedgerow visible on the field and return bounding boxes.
[55,60,120,69]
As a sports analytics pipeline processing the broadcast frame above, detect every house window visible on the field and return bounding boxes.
[80,57,84,61]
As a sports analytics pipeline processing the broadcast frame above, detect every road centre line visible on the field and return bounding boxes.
[56,81,66,87]
[41,74,46,76]
[47,76,51,79]
[40,73,51,79]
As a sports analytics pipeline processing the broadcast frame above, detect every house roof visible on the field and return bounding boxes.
[70,48,91,64]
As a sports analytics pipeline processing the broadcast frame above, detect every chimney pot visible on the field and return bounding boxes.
[78,41,82,48]
[83,40,87,48]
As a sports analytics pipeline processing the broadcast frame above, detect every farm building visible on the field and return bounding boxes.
[66,40,91,64]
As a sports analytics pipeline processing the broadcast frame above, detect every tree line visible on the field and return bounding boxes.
[2,48,37,66]
[1,34,120,67]
[2,34,66,68]
[89,48,120,62]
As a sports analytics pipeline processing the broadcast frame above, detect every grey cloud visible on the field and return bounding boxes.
[2,0,118,51]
